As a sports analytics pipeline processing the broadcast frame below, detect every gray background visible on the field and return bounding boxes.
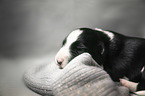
[0,0,145,96]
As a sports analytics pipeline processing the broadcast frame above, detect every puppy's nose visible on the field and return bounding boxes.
[57,59,64,65]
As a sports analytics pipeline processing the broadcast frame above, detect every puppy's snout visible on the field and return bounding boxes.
[55,46,71,68]
[56,58,64,65]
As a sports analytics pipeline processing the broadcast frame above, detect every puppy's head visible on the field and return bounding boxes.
[55,28,105,69]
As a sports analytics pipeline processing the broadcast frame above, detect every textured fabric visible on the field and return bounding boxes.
[24,53,132,96]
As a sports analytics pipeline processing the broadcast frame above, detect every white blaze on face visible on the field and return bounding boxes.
[55,29,83,68]
[94,28,114,40]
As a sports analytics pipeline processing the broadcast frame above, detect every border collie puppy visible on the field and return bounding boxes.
[55,28,145,95]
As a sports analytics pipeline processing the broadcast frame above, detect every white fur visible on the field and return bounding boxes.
[55,29,83,68]
[120,79,137,92]
[120,79,145,95]
[94,28,114,40]
[135,91,145,95]
[141,67,144,73]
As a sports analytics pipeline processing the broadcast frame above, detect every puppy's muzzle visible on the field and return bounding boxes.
[56,58,64,66]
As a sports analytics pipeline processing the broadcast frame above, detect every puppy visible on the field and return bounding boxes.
[55,28,145,95]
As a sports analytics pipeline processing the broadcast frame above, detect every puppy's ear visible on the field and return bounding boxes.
[89,41,105,65]
[97,42,105,55]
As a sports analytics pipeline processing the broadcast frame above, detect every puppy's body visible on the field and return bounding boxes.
[102,31,145,82]
[55,28,145,93]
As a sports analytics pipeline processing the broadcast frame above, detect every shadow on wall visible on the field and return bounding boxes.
[0,0,145,58]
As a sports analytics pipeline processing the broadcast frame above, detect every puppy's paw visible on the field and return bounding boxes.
[135,91,145,95]
[120,79,138,92]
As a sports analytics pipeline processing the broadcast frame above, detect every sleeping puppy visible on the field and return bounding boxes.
[55,28,145,95]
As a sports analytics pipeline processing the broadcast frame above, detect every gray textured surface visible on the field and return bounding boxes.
[0,0,145,96]
[24,53,130,96]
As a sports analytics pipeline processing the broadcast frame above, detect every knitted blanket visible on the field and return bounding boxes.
[23,53,136,96]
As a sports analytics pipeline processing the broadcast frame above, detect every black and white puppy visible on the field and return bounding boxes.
[55,28,145,95]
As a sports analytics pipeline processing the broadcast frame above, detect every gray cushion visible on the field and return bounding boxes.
[23,53,131,96]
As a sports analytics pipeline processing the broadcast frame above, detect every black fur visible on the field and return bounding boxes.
[62,28,145,91]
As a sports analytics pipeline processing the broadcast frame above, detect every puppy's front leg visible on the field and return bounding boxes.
[120,79,138,92]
